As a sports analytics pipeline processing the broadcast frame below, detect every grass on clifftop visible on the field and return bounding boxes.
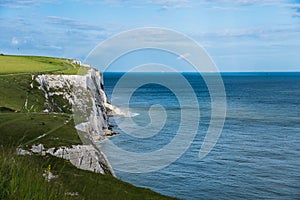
[0,54,83,75]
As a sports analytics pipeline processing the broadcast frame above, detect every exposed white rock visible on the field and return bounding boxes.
[30,75,34,88]
[24,98,28,110]
[71,60,81,65]
[35,69,111,140]
[43,109,49,113]
[65,192,79,197]
[17,143,114,175]
[31,144,45,153]
[17,148,32,155]
[43,171,58,182]
[47,145,113,175]
[34,67,115,175]
[71,59,90,68]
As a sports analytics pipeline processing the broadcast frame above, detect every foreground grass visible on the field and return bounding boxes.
[0,150,70,200]
[0,113,175,199]
[0,150,175,200]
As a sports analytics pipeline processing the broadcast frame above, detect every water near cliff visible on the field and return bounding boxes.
[102,72,300,200]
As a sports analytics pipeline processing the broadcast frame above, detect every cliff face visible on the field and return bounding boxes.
[34,68,114,175]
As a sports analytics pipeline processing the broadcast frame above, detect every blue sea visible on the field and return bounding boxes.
[102,72,300,200]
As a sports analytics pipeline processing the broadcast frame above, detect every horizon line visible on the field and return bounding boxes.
[103,71,300,73]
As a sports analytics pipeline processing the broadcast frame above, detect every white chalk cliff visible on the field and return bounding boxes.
[34,66,115,175]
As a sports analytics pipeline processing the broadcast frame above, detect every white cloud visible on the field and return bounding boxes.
[194,26,300,39]
[206,0,286,5]
[34,44,63,50]
[0,0,58,8]
[46,16,105,31]
[103,0,191,8]
[284,3,300,9]
[211,6,242,11]
[147,0,190,6]
[11,37,19,45]
[290,12,300,17]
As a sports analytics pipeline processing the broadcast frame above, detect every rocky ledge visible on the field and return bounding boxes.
[18,144,113,175]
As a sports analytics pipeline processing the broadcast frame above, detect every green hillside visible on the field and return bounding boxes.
[0,54,81,75]
[0,55,175,200]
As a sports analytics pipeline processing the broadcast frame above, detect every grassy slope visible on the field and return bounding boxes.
[0,55,175,200]
[0,54,82,75]
[0,74,45,112]
[0,113,81,148]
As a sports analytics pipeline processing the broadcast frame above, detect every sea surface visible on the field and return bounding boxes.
[101,72,300,200]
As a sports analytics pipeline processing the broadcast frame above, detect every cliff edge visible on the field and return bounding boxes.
[30,66,115,175]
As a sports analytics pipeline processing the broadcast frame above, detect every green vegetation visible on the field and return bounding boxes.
[0,54,83,75]
[0,55,175,199]
[0,150,174,200]
[0,74,45,112]
[0,113,81,149]
[0,150,70,200]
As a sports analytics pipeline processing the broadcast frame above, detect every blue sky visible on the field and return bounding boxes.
[1,0,300,71]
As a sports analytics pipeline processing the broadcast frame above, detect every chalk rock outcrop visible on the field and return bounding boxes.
[18,144,114,175]
[34,67,115,175]
[35,68,113,141]
[47,145,113,175]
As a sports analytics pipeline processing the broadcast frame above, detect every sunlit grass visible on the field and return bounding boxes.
[0,54,84,75]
